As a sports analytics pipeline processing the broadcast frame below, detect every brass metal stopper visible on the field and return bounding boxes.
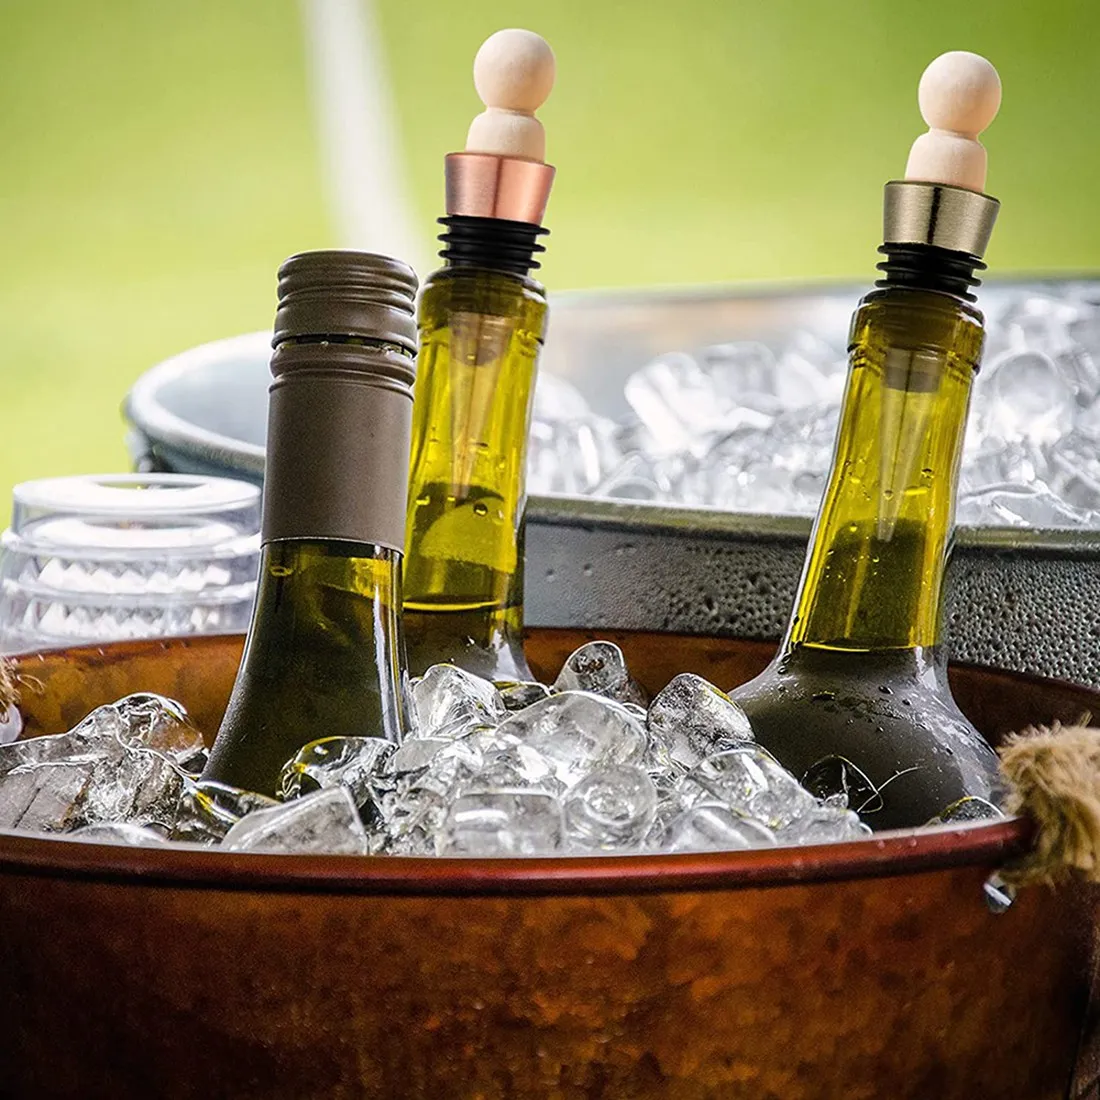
[883,181,1000,258]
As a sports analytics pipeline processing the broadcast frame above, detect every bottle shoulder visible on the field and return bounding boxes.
[729,647,1001,828]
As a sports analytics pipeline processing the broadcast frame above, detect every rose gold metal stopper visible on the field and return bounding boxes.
[445,153,556,225]
[445,30,556,225]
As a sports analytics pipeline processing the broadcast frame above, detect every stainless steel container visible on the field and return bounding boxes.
[124,278,1100,687]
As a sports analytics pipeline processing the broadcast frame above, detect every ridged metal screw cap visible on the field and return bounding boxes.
[273,250,418,355]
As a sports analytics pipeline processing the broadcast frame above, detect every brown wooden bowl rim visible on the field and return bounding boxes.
[0,816,1030,898]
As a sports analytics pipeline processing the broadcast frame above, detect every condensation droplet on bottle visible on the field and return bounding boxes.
[473,501,489,517]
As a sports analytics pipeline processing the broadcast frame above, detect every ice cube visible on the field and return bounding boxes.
[221,787,369,855]
[80,747,186,832]
[172,779,280,844]
[593,451,665,502]
[0,694,206,782]
[379,734,495,853]
[0,711,190,834]
[108,693,207,770]
[527,415,622,495]
[278,736,394,820]
[701,341,779,410]
[563,764,657,850]
[497,681,552,711]
[775,803,871,846]
[533,371,591,420]
[981,349,1075,444]
[624,352,722,454]
[0,712,124,778]
[683,746,818,830]
[552,641,648,706]
[0,761,94,832]
[406,735,486,801]
[389,737,451,775]
[68,822,169,846]
[494,691,647,788]
[647,673,755,769]
[957,483,1097,528]
[474,743,564,794]
[412,665,506,738]
[662,803,777,853]
[436,789,564,856]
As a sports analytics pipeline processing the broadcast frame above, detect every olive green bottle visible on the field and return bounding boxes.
[403,222,549,681]
[730,180,1006,830]
[402,30,558,682]
[203,251,417,796]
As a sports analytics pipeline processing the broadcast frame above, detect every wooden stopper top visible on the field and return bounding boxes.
[904,51,1002,193]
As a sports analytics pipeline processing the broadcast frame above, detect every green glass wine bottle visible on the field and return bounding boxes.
[402,29,557,682]
[730,52,1007,830]
[203,251,418,797]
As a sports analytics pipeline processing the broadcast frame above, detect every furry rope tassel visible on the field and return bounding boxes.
[998,720,1100,887]
[0,659,16,720]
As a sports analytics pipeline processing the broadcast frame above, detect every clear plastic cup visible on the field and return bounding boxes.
[0,474,261,654]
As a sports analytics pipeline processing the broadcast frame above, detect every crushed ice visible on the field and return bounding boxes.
[0,641,1011,857]
[528,286,1100,529]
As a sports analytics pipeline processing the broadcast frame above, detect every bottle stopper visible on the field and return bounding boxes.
[466,28,555,162]
[884,51,1002,258]
[904,50,1002,193]
[445,29,557,225]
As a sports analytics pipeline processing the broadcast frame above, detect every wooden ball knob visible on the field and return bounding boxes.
[905,51,1001,192]
[473,29,555,113]
[465,29,555,161]
[918,51,1002,138]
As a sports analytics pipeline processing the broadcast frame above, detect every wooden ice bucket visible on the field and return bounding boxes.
[0,629,1097,1099]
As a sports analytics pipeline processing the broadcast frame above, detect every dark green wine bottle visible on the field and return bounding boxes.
[203,251,418,796]
[402,30,557,682]
[730,178,1007,831]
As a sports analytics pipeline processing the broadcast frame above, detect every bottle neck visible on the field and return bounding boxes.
[263,338,415,550]
[785,283,984,653]
[402,262,548,679]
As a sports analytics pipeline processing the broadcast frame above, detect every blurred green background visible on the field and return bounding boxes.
[0,0,1096,506]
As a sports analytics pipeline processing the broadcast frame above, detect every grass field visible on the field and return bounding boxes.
[0,0,1097,508]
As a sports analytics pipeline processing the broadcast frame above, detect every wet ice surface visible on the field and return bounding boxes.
[0,641,1012,857]
[0,693,206,834]
[528,285,1100,529]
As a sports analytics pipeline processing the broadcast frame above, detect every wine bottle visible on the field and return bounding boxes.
[204,251,418,796]
[402,29,557,682]
[730,53,1006,830]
